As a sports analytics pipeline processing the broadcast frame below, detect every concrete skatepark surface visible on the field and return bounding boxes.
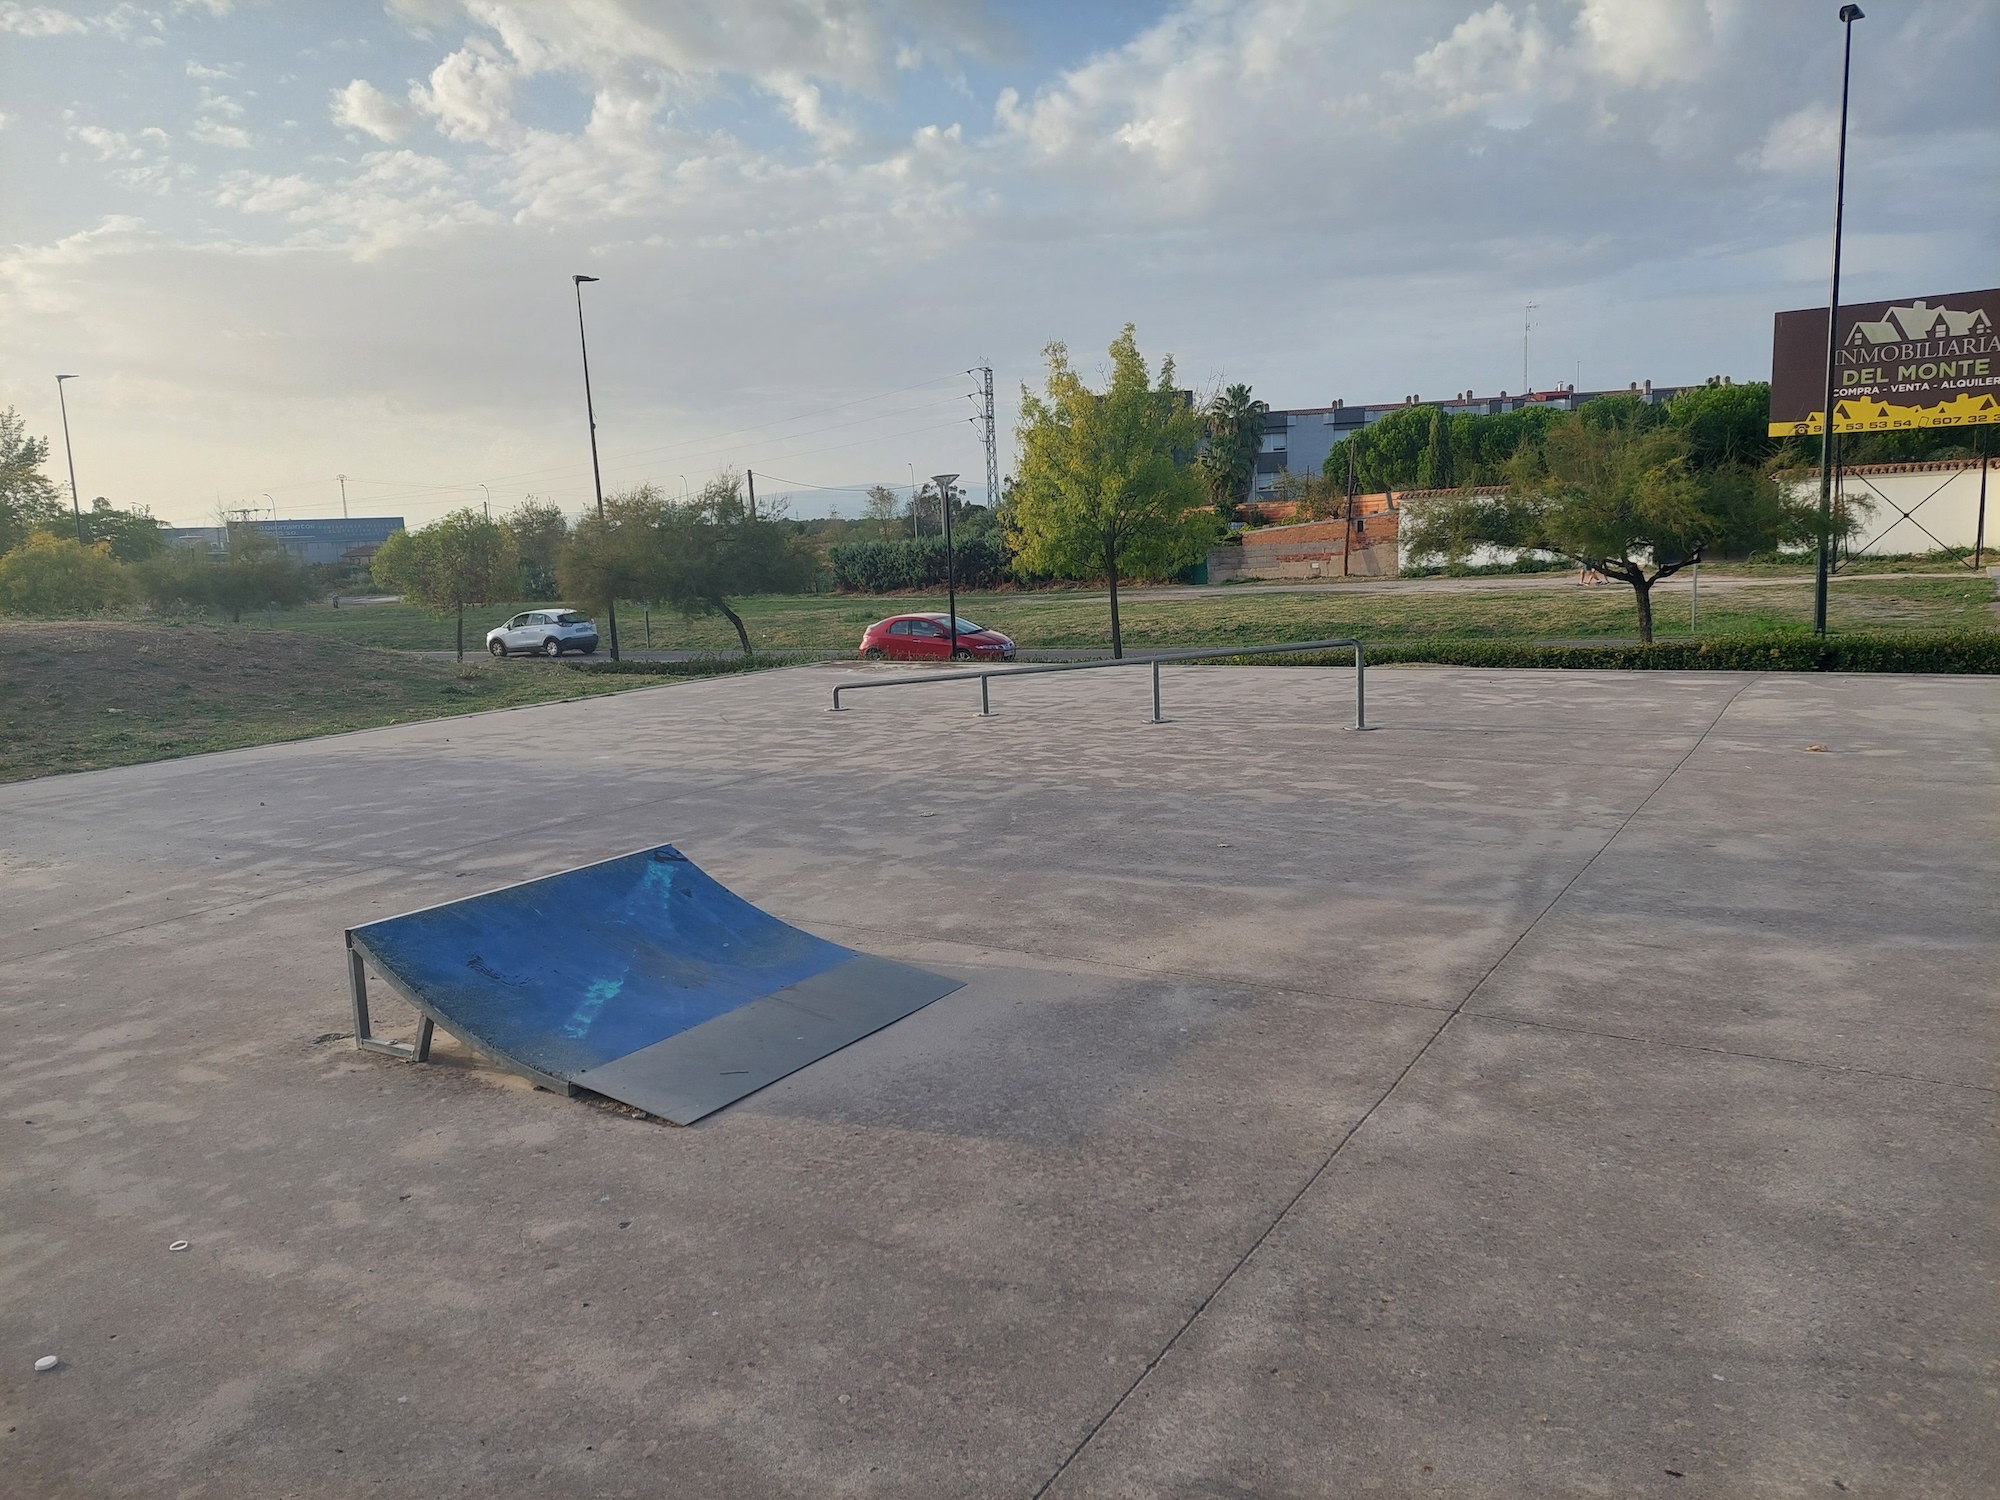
[2,662,1994,1497]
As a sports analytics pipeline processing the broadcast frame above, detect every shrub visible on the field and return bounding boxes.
[568,655,787,678]
[1241,632,2000,674]
[0,530,134,616]
[827,532,1012,592]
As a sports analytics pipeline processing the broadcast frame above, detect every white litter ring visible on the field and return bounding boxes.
[35,1355,59,1373]
[169,1240,190,1252]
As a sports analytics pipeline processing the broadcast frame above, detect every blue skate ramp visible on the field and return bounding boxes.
[344,845,962,1124]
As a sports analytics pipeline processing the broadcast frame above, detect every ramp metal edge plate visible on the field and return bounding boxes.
[571,953,964,1124]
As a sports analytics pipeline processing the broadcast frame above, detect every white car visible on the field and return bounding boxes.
[486,609,600,657]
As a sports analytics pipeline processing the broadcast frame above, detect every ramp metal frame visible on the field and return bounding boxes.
[828,637,1373,729]
[348,930,577,1095]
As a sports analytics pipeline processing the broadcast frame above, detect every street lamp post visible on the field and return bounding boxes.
[933,473,960,658]
[1813,4,1866,638]
[54,375,83,543]
[479,483,491,520]
[572,274,620,660]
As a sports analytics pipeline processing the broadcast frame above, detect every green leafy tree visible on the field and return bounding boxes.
[1009,326,1211,657]
[82,498,166,562]
[1195,382,1267,523]
[372,509,519,659]
[1326,403,1562,494]
[0,408,69,554]
[559,477,811,657]
[653,473,813,655]
[202,525,315,624]
[1403,404,1810,642]
[557,487,669,659]
[1415,406,1457,489]
[0,529,134,616]
[503,498,569,599]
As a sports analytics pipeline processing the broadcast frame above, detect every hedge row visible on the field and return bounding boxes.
[1239,632,2000,674]
[828,532,1011,593]
[568,656,786,678]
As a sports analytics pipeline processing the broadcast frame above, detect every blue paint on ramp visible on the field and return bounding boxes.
[346,845,960,1120]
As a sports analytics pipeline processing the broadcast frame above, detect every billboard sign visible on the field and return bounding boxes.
[1769,287,2000,437]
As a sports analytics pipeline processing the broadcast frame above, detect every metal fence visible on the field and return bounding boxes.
[828,638,1372,729]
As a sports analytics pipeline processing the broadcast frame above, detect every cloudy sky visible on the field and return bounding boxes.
[2,0,1994,528]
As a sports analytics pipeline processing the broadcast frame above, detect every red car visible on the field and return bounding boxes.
[859,613,1016,663]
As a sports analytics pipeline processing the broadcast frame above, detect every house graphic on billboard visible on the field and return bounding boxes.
[1844,299,1993,346]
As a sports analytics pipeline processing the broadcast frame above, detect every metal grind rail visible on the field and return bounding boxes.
[828,638,1372,729]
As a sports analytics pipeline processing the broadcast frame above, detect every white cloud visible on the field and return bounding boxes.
[5,0,1995,529]
[0,4,92,36]
[332,78,418,142]
[185,58,238,79]
[212,149,502,255]
[1749,103,1837,175]
[410,39,520,144]
[185,85,251,147]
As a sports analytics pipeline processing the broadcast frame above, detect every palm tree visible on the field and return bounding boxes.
[1196,383,1268,521]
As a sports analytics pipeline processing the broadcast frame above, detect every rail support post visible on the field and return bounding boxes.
[979,674,992,717]
[1352,643,1373,731]
[1150,660,1163,724]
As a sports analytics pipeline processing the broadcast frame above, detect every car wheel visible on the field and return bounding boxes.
[542,637,562,657]
[488,640,507,657]
[951,648,973,661]
[863,647,886,661]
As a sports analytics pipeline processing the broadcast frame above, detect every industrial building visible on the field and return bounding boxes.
[162,517,405,566]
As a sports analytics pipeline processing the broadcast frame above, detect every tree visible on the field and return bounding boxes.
[1267,469,1351,523]
[0,408,68,554]
[372,509,519,659]
[1009,326,1211,657]
[207,525,315,623]
[863,484,901,525]
[1195,383,1268,523]
[648,474,813,657]
[558,477,812,657]
[0,529,134,616]
[83,498,166,562]
[1325,402,1561,494]
[504,498,569,598]
[1416,406,1457,489]
[1403,403,1809,642]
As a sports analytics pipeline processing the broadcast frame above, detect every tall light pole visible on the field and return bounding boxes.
[337,473,349,518]
[54,375,83,543]
[572,274,620,659]
[933,473,960,658]
[263,492,277,520]
[1522,303,1537,394]
[1813,4,1865,638]
[479,483,491,520]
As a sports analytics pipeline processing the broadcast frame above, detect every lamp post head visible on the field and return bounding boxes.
[1838,4,1863,19]
[931,473,959,492]
[573,274,599,285]
[56,374,77,383]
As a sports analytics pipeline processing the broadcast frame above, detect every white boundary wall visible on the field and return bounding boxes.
[1795,459,1996,555]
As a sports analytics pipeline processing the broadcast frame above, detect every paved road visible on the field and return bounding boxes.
[4,666,1994,1496]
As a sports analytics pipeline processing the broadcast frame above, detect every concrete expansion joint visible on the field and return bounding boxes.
[1032,675,1766,1497]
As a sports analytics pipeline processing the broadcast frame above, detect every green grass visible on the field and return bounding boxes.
[0,621,717,783]
[208,576,1996,654]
